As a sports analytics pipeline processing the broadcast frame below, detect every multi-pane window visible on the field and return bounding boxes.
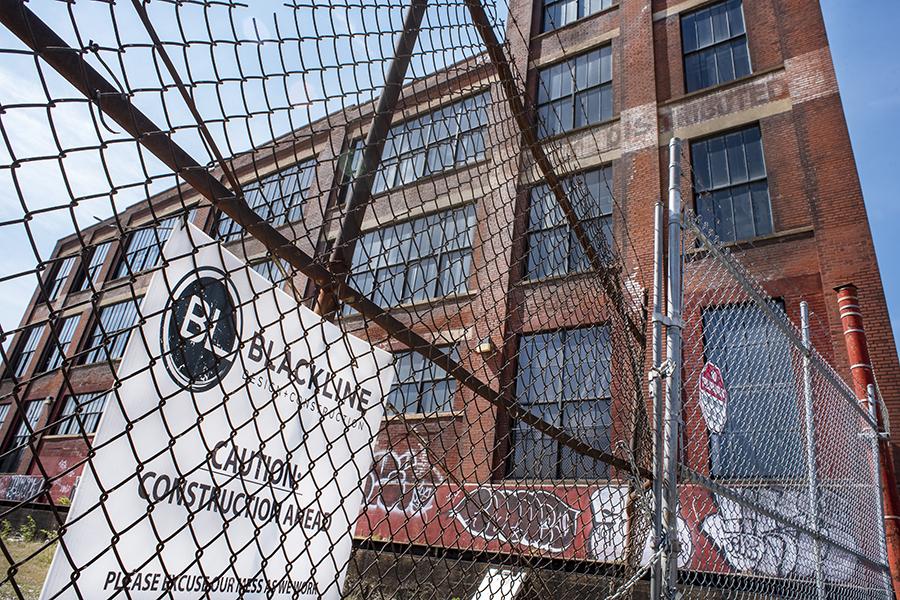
[53,393,108,436]
[251,258,290,286]
[537,46,612,138]
[373,92,489,193]
[7,327,45,379]
[218,161,317,242]
[114,216,179,279]
[526,166,613,280]
[346,204,476,309]
[41,316,80,372]
[0,405,9,429]
[682,0,750,93]
[44,255,78,300]
[337,138,365,205]
[691,125,771,242]
[510,327,611,480]
[80,301,139,364]
[703,302,800,478]
[78,241,113,291]
[387,348,459,414]
[543,0,612,33]
[0,400,43,474]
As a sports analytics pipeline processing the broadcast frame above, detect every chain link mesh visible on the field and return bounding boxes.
[674,207,891,600]
[0,0,652,598]
[0,1,890,598]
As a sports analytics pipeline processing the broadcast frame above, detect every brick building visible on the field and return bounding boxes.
[0,0,895,590]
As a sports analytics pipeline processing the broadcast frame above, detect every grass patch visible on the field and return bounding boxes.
[0,538,56,600]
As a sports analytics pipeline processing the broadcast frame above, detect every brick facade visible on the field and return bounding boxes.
[1,0,897,504]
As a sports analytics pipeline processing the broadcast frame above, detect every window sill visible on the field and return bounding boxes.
[68,359,123,371]
[658,64,785,107]
[685,225,813,255]
[533,3,619,41]
[538,115,620,148]
[516,265,621,287]
[43,434,95,440]
[382,410,464,422]
[339,290,478,318]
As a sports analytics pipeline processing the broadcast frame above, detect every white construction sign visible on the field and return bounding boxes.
[40,222,394,599]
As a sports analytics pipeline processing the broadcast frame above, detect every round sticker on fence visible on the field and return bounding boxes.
[699,362,727,434]
[160,267,242,391]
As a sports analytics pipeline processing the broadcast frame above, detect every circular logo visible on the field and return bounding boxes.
[160,267,242,392]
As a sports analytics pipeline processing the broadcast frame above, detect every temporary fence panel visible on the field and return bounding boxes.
[666,205,892,600]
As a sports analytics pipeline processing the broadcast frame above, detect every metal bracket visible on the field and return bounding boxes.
[652,311,684,330]
[648,360,676,382]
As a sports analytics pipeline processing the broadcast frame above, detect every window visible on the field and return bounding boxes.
[703,302,800,478]
[682,0,750,93]
[691,125,770,242]
[250,258,290,286]
[44,255,78,300]
[0,405,11,430]
[537,46,612,138]
[78,241,113,291]
[346,204,476,309]
[373,92,489,193]
[53,393,108,436]
[543,0,612,32]
[336,138,365,205]
[387,348,459,414]
[80,301,139,364]
[41,316,80,372]
[526,166,613,280]
[0,400,43,474]
[7,327,45,379]
[218,161,317,242]
[114,216,179,279]
[509,327,611,480]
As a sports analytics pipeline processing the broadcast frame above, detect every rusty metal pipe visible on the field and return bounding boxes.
[836,283,900,598]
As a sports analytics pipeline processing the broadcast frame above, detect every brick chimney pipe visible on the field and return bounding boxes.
[836,284,900,597]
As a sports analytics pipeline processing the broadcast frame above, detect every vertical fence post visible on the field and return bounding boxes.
[801,301,825,600]
[869,383,894,599]
[663,137,683,597]
[650,196,665,599]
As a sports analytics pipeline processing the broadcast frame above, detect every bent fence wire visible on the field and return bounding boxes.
[0,1,888,600]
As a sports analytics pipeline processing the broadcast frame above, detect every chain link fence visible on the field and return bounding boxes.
[0,1,890,599]
[0,0,651,598]
[665,205,892,600]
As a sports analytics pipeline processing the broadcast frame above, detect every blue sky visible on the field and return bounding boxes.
[820,0,900,347]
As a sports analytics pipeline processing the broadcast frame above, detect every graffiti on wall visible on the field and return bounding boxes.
[444,488,580,553]
[2,475,44,501]
[358,480,872,584]
[362,446,445,515]
[701,487,859,580]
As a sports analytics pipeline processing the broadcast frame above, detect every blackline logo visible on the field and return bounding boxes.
[160,267,241,391]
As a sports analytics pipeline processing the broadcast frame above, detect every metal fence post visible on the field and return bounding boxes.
[650,196,665,599]
[663,137,683,597]
[869,384,894,599]
[801,301,825,600]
